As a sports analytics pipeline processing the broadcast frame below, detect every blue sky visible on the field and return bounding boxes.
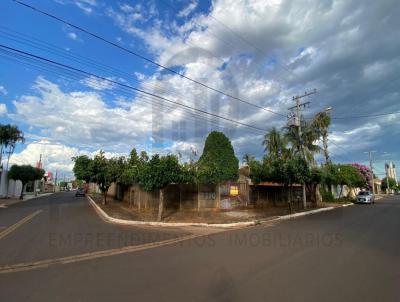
[0,0,399,180]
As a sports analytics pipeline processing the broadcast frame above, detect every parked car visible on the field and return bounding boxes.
[75,187,86,197]
[356,191,374,204]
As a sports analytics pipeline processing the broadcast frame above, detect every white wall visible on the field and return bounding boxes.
[0,170,23,198]
[0,170,7,198]
[331,185,360,199]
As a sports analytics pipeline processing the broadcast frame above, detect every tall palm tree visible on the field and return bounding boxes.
[4,125,25,169]
[262,127,289,160]
[284,122,321,165]
[310,111,331,164]
[242,153,255,166]
[0,124,6,165]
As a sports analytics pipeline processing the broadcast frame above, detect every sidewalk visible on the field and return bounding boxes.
[88,194,354,228]
[0,192,54,208]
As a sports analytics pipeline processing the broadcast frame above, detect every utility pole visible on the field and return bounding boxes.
[385,163,390,194]
[54,169,58,192]
[365,151,376,194]
[288,89,317,209]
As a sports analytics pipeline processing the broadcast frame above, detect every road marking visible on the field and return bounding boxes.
[0,234,200,274]
[0,210,42,241]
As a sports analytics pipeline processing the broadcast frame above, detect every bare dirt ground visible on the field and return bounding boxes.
[90,193,347,224]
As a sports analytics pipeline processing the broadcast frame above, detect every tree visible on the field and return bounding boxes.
[321,163,340,192]
[197,131,239,184]
[59,181,68,190]
[0,124,25,167]
[72,155,92,183]
[265,155,310,212]
[336,165,366,197]
[310,111,331,164]
[138,154,182,221]
[262,127,289,160]
[351,163,373,190]
[72,179,83,188]
[89,151,113,205]
[242,153,255,166]
[248,160,268,185]
[306,166,323,204]
[107,156,127,185]
[381,177,396,191]
[8,165,45,199]
[284,124,321,164]
[120,148,145,187]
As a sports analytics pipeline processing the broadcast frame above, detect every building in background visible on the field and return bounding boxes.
[385,161,398,184]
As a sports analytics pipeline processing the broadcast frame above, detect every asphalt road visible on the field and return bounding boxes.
[0,192,191,266]
[0,193,399,302]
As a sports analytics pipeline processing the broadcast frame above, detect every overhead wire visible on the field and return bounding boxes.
[13,0,286,117]
[0,49,249,134]
[0,44,268,133]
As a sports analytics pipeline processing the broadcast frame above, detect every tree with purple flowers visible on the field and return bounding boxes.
[351,163,374,190]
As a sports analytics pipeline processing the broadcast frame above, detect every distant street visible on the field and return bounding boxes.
[1,193,400,301]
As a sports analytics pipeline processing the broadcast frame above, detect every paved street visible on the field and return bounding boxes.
[0,193,399,301]
[0,192,191,267]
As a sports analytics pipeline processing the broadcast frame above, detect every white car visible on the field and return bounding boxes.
[356,191,375,204]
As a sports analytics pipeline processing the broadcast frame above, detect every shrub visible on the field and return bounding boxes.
[320,188,334,202]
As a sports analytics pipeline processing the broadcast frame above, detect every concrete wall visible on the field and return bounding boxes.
[331,185,360,199]
[105,182,249,210]
[249,185,304,207]
[0,170,23,198]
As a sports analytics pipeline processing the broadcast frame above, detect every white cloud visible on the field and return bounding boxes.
[0,85,7,95]
[7,140,127,177]
[11,77,155,151]
[55,0,99,14]
[80,76,116,90]
[178,1,198,18]
[8,140,80,175]
[67,32,78,40]
[14,1,400,165]
[0,103,7,116]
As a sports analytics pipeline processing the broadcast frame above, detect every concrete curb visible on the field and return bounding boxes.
[0,192,55,208]
[87,195,257,228]
[87,195,355,228]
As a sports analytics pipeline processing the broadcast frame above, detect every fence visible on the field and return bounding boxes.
[106,182,250,211]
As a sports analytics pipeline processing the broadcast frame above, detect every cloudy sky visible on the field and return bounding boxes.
[0,0,399,179]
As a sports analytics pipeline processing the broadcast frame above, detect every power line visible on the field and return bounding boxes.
[0,25,239,113]
[207,12,299,80]
[0,49,267,152]
[157,0,288,86]
[0,44,269,133]
[13,0,286,118]
[0,49,258,135]
[158,0,239,60]
[331,111,400,120]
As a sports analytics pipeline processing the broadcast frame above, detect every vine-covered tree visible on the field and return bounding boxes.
[197,131,239,184]
[8,165,45,199]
